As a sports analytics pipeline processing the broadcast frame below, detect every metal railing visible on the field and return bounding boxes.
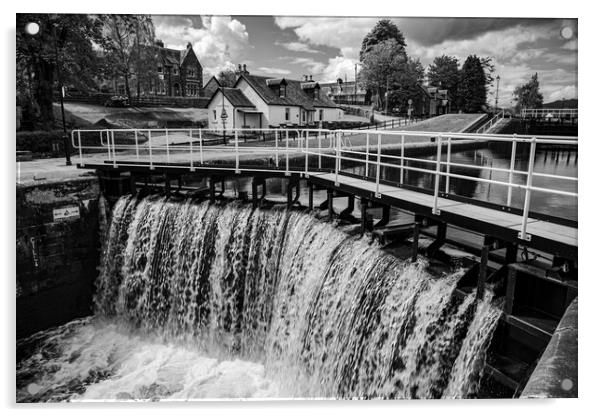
[476,110,505,134]
[71,127,578,241]
[521,108,578,119]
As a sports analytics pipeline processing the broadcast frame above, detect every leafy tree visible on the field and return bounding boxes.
[427,55,460,111]
[98,15,156,99]
[360,19,407,61]
[457,55,488,113]
[217,69,237,88]
[16,13,103,128]
[359,40,408,110]
[513,73,544,110]
[387,58,425,112]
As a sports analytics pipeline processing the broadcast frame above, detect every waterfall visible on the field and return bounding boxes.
[17,195,502,401]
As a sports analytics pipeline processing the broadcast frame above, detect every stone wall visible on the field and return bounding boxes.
[16,178,101,339]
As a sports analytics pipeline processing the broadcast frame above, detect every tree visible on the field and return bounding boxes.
[427,55,460,111]
[360,19,407,61]
[457,55,488,113]
[98,15,156,99]
[359,39,408,110]
[16,13,103,128]
[513,73,544,110]
[387,58,425,113]
[217,69,237,88]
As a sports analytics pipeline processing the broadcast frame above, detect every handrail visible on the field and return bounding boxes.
[521,108,578,119]
[476,110,505,134]
[71,126,578,241]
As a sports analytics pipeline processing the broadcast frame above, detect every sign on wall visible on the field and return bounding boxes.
[53,206,80,222]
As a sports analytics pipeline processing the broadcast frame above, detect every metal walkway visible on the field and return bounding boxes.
[71,126,578,260]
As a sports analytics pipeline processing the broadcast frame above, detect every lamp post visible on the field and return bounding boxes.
[220,87,228,145]
[494,75,500,112]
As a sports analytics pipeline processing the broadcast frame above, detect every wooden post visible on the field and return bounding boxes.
[477,236,496,300]
[411,215,422,262]
[308,181,314,210]
[327,189,334,219]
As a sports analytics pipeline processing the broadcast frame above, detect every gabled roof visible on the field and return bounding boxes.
[235,74,340,110]
[208,87,256,108]
[148,44,201,68]
[203,76,221,97]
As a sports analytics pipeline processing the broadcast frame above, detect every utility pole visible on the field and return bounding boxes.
[494,75,500,112]
[52,23,71,166]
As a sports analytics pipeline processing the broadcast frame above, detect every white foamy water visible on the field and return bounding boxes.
[17,196,502,401]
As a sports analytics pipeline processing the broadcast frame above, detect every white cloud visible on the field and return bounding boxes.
[546,85,577,102]
[291,57,326,75]
[276,41,322,54]
[257,67,291,76]
[154,15,249,76]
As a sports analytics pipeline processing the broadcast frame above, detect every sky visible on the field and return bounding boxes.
[152,15,577,107]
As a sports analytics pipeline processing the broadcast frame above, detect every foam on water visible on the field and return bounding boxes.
[17,196,502,401]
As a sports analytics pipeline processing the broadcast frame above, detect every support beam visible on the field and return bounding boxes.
[373,204,390,228]
[477,235,497,300]
[327,189,334,219]
[164,173,171,197]
[340,195,355,218]
[360,198,373,233]
[411,214,423,262]
[307,181,314,210]
[426,221,447,258]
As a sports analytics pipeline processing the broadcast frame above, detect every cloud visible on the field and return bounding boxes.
[276,41,322,54]
[257,67,291,76]
[562,40,577,50]
[291,57,326,75]
[546,84,577,102]
[154,15,249,76]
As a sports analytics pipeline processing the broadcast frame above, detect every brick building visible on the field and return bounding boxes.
[104,41,204,98]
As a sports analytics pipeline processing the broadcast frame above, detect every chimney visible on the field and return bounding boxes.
[303,75,308,82]
[186,42,192,49]
[309,75,313,81]
[154,39,164,48]
[243,64,248,74]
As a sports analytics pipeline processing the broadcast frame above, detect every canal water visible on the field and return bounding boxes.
[17,197,502,401]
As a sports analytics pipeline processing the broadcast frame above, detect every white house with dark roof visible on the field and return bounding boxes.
[206,65,343,131]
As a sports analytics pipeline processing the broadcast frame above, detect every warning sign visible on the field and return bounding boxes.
[53,206,80,222]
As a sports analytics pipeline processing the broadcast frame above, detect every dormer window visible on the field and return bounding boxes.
[279,84,286,98]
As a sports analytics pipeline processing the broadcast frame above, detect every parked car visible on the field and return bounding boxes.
[104,95,130,107]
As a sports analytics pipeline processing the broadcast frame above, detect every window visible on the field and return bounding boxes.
[302,111,306,122]
[279,85,286,98]
[285,108,290,121]
[213,110,217,120]
[173,67,179,75]
[157,66,163,74]
[188,67,196,78]
[319,109,324,121]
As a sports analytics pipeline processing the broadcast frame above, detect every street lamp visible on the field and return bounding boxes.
[494,75,500,112]
[26,20,71,166]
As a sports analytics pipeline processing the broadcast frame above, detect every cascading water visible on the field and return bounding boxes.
[16,195,502,401]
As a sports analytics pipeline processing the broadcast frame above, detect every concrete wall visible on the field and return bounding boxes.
[16,178,101,339]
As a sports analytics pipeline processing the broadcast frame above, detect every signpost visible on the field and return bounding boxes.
[407,98,414,119]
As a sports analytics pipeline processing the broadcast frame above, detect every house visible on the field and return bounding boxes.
[102,40,204,98]
[206,65,343,131]
[321,80,368,105]
[203,76,221,99]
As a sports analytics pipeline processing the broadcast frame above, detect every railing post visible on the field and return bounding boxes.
[189,129,194,172]
[285,129,289,175]
[275,130,279,168]
[148,129,154,170]
[432,134,442,215]
[76,131,82,165]
[199,128,203,164]
[134,130,140,160]
[365,132,370,178]
[111,131,117,167]
[335,130,340,186]
[318,131,322,170]
[445,135,451,193]
[305,130,309,176]
[165,129,170,164]
[519,137,537,241]
[235,130,240,173]
[507,134,517,206]
[375,133,382,198]
[400,134,405,184]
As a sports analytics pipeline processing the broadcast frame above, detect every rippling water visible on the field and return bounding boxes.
[17,196,502,401]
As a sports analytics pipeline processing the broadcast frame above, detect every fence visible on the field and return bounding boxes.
[521,108,578,119]
[71,127,578,241]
